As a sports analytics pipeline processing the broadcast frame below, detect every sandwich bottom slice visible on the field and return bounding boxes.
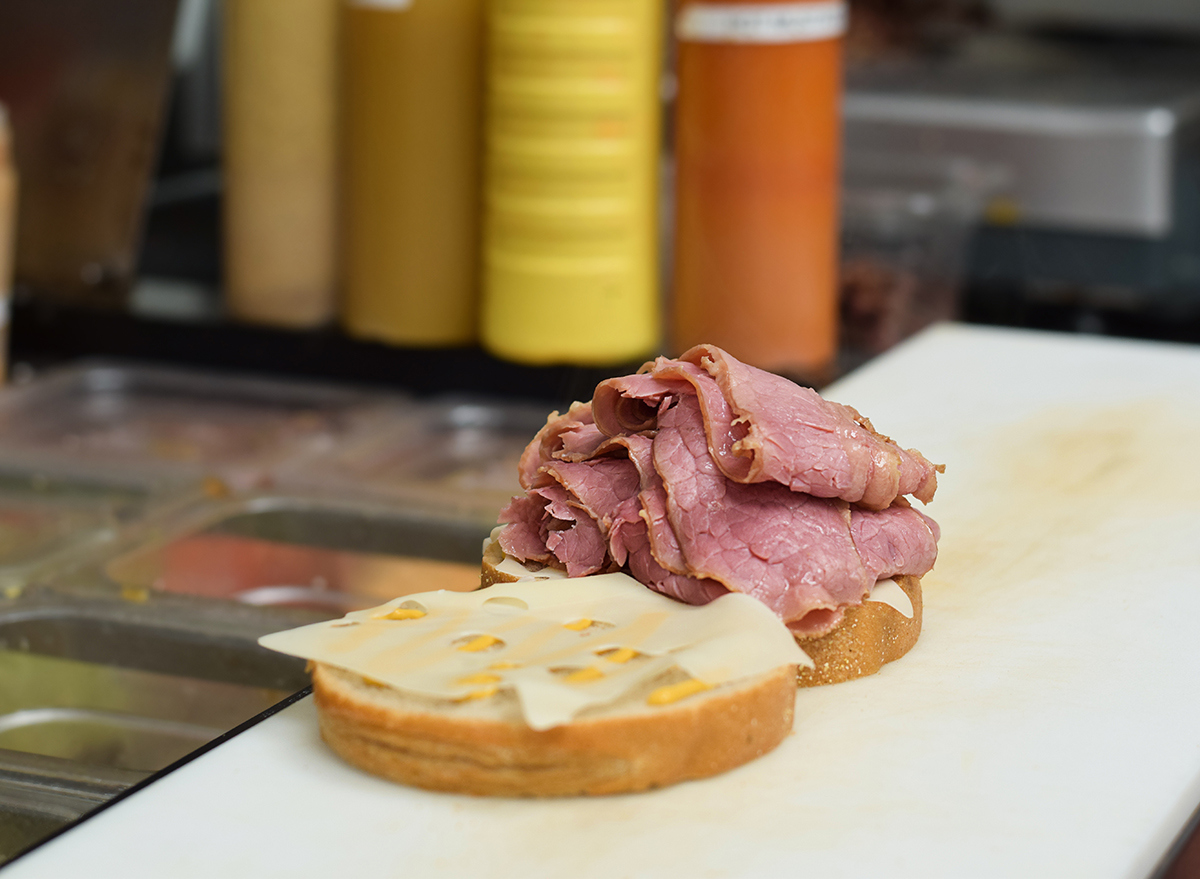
[793,574,922,687]
[312,661,796,797]
[481,541,923,690]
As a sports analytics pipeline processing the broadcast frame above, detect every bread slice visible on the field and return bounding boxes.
[261,573,808,797]
[313,661,796,797]
[482,542,922,690]
[793,574,922,688]
[480,536,567,588]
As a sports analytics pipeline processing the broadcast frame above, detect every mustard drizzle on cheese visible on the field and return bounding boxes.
[260,573,810,731]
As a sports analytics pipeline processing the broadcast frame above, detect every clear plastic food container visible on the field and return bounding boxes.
[839,152,999,370]
[102,494,494,616]
[0,363,407,490]
[0,467,172,596]
[275,396,547,522]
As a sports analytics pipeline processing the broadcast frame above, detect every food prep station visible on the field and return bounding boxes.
[0,362,546,864]
[2,323,1200,877]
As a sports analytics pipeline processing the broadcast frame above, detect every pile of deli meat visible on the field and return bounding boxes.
[498,344,941,638]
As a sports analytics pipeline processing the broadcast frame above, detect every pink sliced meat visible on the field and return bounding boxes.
[590,373,671,436]
[517,401,602,490]
[497,493,555,564]
[850,504,940,583]
[542,454,727,606]
[679,344,940,508]
[653,396,873,634]
[543,457,642,568]
[590,348,939,509]
[498,343,942,635]
[504,449,728,606]
[619,434,689,575]
[623,521,730,607]
[498,483,607,578]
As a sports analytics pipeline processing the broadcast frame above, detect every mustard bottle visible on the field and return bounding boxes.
[480,0,663,365]
[223,0,339,328]
[339,0,484,347]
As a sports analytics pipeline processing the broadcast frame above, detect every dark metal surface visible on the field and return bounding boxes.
[0,584,311,866]
[9,297,636,406]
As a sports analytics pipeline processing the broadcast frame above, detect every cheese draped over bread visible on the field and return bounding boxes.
[260,573,811,730]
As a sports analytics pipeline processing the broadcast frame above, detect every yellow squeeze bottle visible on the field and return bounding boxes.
[480,0,663,365]
[340,0,484,346]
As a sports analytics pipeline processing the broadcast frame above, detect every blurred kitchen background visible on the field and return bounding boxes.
[3,0,1200,397]
[5,4,1200,868]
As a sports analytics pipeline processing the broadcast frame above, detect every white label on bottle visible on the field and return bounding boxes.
[348,0,413,9]
[677,2,847,43]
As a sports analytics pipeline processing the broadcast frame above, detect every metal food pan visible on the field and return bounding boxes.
[0,749,144,867]
[0,466,194,598]
[99,494,493,615]
[0,587,312,865]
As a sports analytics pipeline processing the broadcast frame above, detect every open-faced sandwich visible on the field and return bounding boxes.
[260,573,809,796]
[486,343,942,687]
[260,344,941,795]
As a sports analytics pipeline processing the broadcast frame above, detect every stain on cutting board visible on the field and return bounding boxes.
[923,397,1200,598]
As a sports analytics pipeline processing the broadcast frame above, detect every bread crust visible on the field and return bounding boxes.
[313,662,796,797]
[482,545,923,690]
[794,574,922,687]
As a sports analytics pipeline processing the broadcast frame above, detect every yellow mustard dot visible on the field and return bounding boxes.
[647,679,710,706]
[120,584,150,604]
[488,660,521,670]
[564,667,604,684]
[202,476,232,499]
[375,607,426,620]
[563,618,592,631]
[985,196,1021,226]
[460,685,499,701]
[362,676,387,688]
[458,634,501,652]
[457,673,502,686]
[603,647,639,664]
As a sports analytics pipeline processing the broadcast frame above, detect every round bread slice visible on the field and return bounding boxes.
[482,542,922,690]
[313,660,796,797]
[793,574,922,688]
[480,536,564,588]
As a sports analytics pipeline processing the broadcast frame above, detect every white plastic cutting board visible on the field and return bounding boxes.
[9,324,1200,879]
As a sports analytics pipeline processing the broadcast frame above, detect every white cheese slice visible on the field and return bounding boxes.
[488,545,913,622]
[260,573,810,731]
[864,578,914,619]
[494,555,566,582]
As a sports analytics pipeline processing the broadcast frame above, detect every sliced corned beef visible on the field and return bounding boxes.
[496,493,554,564]
[498,482,608,578]
[850,504,940,583]
[497,344,942,636]
[543,457,642,567]
[518,401,601,490]
[620,434,691,575]
[679,344,940,508]
[653,395,873,633]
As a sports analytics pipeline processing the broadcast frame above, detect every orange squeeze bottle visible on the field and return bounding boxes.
[671,0,844,381]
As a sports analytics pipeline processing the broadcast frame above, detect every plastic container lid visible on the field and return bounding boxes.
[274,397,547,523]
[0,362,407,491]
